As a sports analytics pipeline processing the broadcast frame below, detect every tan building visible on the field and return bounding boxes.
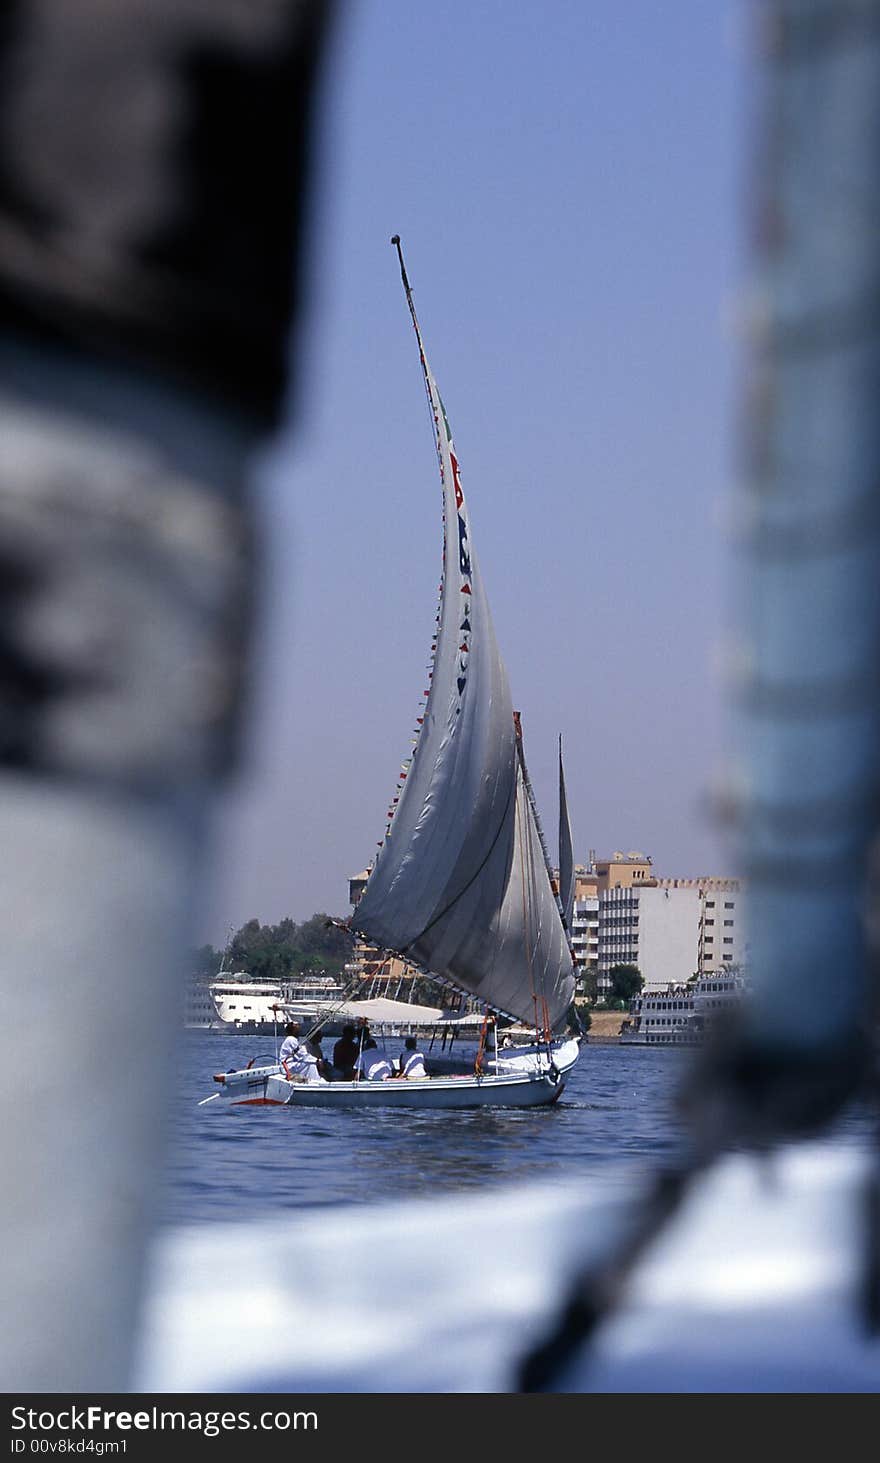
[348,867,420,997]
[594,851,656,892]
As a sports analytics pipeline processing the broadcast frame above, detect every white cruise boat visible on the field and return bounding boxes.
[207,975,287,1032]
[182,977,222,1029]
[184,972,349,1033]
[618,970,747,1047]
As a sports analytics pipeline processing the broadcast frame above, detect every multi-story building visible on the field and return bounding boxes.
[348,868,415,996]
[352,856,747,1005]
[594,850,656,892]
[569,866,599,988]
[684,878,747,977]
[617,883,702,991]
[595,871,747,995]
[597,884,644,991]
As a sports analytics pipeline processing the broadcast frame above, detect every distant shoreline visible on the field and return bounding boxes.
[582,1009,624,1044]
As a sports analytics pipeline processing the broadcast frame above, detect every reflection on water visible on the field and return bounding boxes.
[159,1031,873,1226]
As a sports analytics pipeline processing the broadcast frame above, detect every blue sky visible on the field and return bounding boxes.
[198,0,751,943]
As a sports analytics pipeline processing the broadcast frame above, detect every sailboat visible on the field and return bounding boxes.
[207,238,581,1110]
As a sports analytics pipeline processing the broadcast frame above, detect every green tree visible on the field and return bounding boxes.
[186,943,221,978]
[607,963,643,1007]
[408,974,463,1007]
[225,914,354,983]
[578,967,599,1004]
[572,1003,592,1033]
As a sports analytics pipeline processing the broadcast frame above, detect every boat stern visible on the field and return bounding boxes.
[210,1063,291,1106]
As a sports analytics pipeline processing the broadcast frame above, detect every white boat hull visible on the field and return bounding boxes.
[491,1036,580,1076]
[210,1062,569,1109]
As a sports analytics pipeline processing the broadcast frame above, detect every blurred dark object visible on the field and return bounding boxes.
[0,0,331,430]
[0,0,334,1392]
[0,0,333,794]
[520,0,880,1390]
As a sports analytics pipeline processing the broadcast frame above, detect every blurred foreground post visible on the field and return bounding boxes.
[519,0,880,1390]
[0,0,333,1389]
[723,0,880,1128]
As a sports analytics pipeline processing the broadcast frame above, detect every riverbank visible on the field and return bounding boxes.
[584,1010,624,1043]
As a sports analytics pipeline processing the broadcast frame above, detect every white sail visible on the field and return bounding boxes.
[352,242,575,1034]
[480,758,577,1031]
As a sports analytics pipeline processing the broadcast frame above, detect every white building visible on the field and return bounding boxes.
[692,879,747,977]
[568,866,599,980]
[635,884,703,989]
[596,876,747,994]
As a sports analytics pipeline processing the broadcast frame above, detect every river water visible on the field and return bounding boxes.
[128,1029,880,1400]
[161,1033,690,1224]
[160,1031,875,1228]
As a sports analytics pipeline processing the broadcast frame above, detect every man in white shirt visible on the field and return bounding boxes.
[279,1022,302,1069]
[397,1036,427,1079]
[355,1038,392,1081]
[279,1022,327,1084]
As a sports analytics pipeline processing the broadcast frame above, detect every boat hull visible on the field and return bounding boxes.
[210,1064,568,1109]
[491,1035,580,1076]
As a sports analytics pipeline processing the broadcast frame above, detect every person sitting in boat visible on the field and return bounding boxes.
[279,1023,327,1084]
[305,1029,332,1080]
[355,1037,393,1081]
[331,1024,360,1080]
[395,1036,427,1079]
[279,1021,302,1067]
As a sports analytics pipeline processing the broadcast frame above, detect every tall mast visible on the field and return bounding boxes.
[558,733,575,936]
[391,234,437,428]
[391,234,425,352]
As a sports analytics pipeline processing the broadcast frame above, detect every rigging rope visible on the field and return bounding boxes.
[515,722,553,1051]
[270,942,385,1045]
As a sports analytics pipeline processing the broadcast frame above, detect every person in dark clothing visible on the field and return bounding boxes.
[332,1023,360,1080]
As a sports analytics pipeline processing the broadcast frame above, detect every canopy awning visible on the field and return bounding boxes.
[273,995,485,1028]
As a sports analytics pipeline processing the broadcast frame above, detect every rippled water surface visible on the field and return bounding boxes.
[161,1033,694,1225]
[160,1031,873,1226]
